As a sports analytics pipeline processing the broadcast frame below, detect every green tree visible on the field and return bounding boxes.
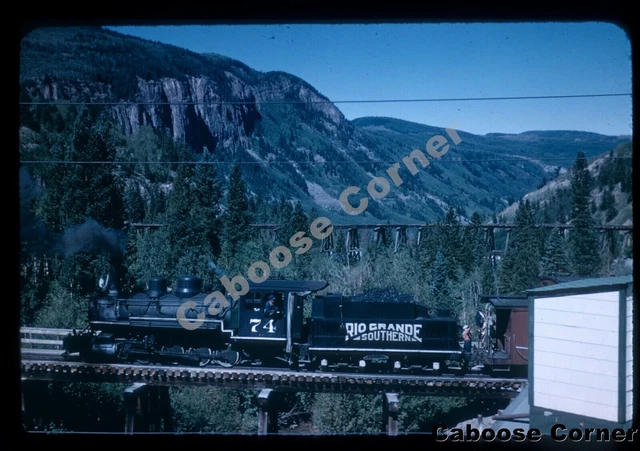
[399,396,468,433]
[311,394,382,434]
[147,184,166,221]
[192,148,223,258]
[480,257,497,295]
[498,200,542,294]
[460,212,486,274]
[170,387,257,433]
[439,207,464,281]
[599,187,618,222]
[160,155,223,285]
[281,201,312,278]
[124,182,146,223]
[568,152,600,276]
[540,228,571,277]
[220,164,252,273]
[428,250,455,314]
[39,108,125,232]
[165,164,199,250]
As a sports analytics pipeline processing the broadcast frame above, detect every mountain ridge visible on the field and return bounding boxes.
[19,26,632,224]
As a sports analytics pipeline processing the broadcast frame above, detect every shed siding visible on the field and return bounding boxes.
[534,336,617,361]
[533,392,617,422]
[530,350,616,376]
[533,291,620,422]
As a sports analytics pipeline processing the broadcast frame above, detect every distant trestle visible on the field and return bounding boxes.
[127,222,633,256]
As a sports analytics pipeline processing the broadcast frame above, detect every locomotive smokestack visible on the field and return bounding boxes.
[61,218,127,295]
[108,254,123,296]
[108,264,119,296]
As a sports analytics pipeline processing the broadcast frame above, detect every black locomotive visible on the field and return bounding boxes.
[63,275,465,374]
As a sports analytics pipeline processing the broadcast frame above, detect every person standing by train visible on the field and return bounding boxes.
[264,294,279,318]
[462,325,472,354]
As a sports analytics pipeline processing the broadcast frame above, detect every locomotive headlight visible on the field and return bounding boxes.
[321,359,328,366]
[433,362,440,370]
[394,361,401,369]
[359,360,366,368]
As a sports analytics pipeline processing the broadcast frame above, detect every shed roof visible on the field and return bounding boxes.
[526,275,633,297]
[479,295,528,308]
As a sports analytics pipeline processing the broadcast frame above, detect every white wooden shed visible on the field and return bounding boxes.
[526,275,634,432]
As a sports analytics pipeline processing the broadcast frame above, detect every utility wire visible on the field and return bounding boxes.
[19,156,633,165]
[19,93,632,106]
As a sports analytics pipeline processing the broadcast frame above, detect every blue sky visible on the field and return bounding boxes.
[106,22,632,136]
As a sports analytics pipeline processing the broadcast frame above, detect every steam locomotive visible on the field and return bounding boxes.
[63,275,466,374]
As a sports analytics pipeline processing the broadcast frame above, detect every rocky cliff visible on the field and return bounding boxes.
[19,26,631,223]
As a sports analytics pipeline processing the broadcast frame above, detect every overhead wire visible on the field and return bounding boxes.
[20,91,632,165]
[19,92,631,106]
[19,156,632,165]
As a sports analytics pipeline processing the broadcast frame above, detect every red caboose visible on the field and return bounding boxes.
[478,295,528,377]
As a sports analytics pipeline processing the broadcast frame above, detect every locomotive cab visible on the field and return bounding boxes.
[231,280,328,366]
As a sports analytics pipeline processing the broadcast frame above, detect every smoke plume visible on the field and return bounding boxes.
[62,218,127,260]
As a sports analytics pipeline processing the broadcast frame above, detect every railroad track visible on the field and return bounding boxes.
[21,357,526,398]
[20,327,526,397]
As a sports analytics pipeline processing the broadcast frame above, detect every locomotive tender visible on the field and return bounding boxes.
[63,275,464,374]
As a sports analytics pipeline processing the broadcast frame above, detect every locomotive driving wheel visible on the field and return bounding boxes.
[187,347,212,367]
[200,348,213,367]
[160,345,184,365]
[213,348,240,368]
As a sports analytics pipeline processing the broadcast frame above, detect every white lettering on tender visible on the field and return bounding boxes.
[344,322,422,343]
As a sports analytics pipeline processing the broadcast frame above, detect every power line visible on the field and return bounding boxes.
[19,93,632,106]
[19,156,633,165]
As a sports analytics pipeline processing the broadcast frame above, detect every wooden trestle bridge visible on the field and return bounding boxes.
[21,328,525,435]
[128,222,633,260]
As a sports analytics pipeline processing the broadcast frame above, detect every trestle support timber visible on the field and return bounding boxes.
[124,383,147,434]
[382,393,399,436]
[256,389,281,435]
[124,384,172,433]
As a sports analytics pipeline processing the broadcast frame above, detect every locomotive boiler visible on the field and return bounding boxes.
[63,275,465,374]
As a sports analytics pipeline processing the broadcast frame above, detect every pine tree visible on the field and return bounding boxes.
[428,250,454,314]
[498,200,542,294]
[599,187,617,222]
[165,164,198,249]
[221,164,252,271]
[540,228,571,277]
[124,182,146,223]
[193,147,223,257]
[460,212,486,274]
[276,196,296,245]
[442,208,463,264]
[284,201,311,278]
[480,258,497,295]
[568,152,600,276]
[40,108,124,231]
[147,184,166,221]
[290,201,309,235]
